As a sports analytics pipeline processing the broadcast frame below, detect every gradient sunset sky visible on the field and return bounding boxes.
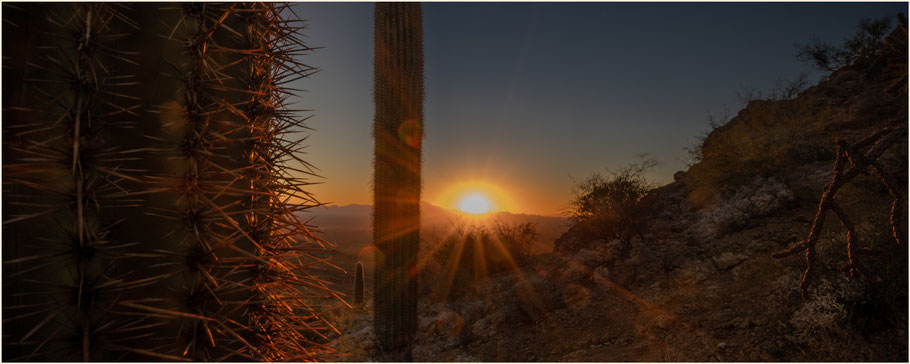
[288,2,906,216]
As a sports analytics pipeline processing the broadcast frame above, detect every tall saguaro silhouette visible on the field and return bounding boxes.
[372,2,424,358]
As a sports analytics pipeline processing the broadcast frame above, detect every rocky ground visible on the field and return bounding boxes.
[325,168,906,361]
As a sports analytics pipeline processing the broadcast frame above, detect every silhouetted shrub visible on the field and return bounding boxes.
[797,17,895,73]
[420,221,538,302]
[492,220,537,260]
[568,160,656,251]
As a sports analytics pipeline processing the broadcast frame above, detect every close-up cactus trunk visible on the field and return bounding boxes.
[2,4,147,360]
[372,2,424,359]
[3,3,338,361]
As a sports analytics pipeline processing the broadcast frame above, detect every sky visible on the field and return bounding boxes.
[287,2,906,216]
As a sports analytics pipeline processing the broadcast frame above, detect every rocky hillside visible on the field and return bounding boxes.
[329,17,907,362]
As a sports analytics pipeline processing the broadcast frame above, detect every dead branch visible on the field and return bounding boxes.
[772,121,907,299]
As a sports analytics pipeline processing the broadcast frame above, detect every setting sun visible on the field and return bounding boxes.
[434,180,515,215]
[457,193,492,214]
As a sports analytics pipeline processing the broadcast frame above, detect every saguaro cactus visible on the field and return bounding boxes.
[372,2,424,358]
[355,262,365,306]
[3,3,338,361]
[2,4,144,361]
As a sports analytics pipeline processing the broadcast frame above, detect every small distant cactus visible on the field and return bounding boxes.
[355,262,365,306]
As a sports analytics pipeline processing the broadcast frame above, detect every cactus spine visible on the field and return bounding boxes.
[236,4,333,360]
[373,2,424,358]
[2,4,144,361]
[3,3,338,361]
[355,262,365,306]
[167,4,244,360]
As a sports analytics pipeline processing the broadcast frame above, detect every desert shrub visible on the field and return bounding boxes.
[697,177,795,238]
[776,268,877,361]
[788,274,865,335]
[775,225,908,361]
[797,17,895,73]
[684,112,730,168]
[420,221,538,302]
[492,220,537,260]
[568,160,656,249]
[737,73,811,104]
[824,151,908,340]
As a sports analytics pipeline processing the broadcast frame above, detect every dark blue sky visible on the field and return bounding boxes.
[290,2,906,215]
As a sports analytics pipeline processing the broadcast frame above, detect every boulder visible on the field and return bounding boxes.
[673,170,687,182]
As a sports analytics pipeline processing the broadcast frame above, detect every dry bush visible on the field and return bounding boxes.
[568,160,656,249]
[684,112,731,168]
[557,161,658,285]
[797,17,895,73]
[831,168,908,339]
[696,177,795,238]
[781,270,878,361]
[492,220,537,259]
[787,273,865,335]
[773,225,908,361]
[419,221,538,302]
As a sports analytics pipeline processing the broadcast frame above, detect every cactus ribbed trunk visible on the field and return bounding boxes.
[242,4,280,359]
[2,4,143,361]
[168,4,249,360]
[373,2,424,358]
[3,3,337,361]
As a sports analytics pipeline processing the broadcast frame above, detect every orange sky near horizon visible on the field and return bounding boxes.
[294,155,584,216]
[299,160,672,217]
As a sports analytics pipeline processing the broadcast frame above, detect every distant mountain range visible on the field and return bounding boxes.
[300,202,571,256]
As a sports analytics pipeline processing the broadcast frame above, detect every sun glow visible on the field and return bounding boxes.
[435,181,515,215]
[457,193,492,214]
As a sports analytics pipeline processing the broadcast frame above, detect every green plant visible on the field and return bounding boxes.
[355,262,365,306]
[2,3,338,361]
[372,2,424,358]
